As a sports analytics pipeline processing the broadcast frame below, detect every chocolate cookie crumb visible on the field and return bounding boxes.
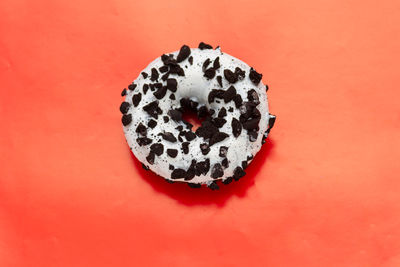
[233,167,246,181]
[142,84,149,94]
[200,143,210,155]
[208,89,224,103]
[249,130,258,142]
[219,146,228,157]
[196,121,218,139]
[119,102,130,114]
[234,67,245,80]
[153,86,167,99]
[222,177,233,184]
[185,160,196,180]
[132,93,142,107]
[241,160,248,169]
[141,72,148,79]
[171,169,186,179]
[122,114,132,126]
[222,158,229,168]
[159,66,169,73]
[150,68,159,81]
[242,118,261,131]
[135,123,147,136]
[198,106,208,118]
[145,153,155,164]
[233,94,243,108]
[184,131,196,141]
[128,83,137,91]
[150,143,164,156]
[148,119,157,128]
[217,108,226,118]
[223,86,237,103]
[136,137,152,146]
[182,142,189,154]
[204,68,216,79]
[208,181,219,190]
[213,57,220,69]
[143,101,162,119]
[249,67,262,84]
[195,159,210,176]
[202,58,211,70]
[231,118,242,137]
[167,149,178,158]
[198,42,213,50]
[168,109,182,122]
[176,45,191,63]
[159,132,177,143]
[212,118,226,128]
[209,132,229,146]
[216,76,223,87]
[224,69,238,83]
[247,89,260,104]
[268,115,276,132]
[166,78,177,92]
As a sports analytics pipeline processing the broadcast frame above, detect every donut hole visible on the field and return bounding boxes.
[179,98,208,131]
[181,109,204,131]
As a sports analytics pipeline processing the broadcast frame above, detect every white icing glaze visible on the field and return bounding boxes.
[122,47,271,184]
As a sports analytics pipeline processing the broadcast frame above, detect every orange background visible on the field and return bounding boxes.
[1,0,400,266]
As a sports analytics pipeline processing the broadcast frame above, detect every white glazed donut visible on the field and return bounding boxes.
[120,43,275,189]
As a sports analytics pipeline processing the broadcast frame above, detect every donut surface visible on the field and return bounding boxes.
[120,43,275,189]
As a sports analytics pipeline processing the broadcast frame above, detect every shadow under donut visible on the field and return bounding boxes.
[130,138,276,207]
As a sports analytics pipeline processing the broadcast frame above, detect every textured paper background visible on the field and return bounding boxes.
[1,0,400,266]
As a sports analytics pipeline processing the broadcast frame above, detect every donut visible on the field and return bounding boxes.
[120,42,276,189]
